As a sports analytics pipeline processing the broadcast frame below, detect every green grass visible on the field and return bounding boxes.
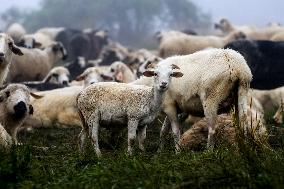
[1,117,284,189]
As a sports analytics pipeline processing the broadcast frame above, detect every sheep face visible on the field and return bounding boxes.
[18,36,42,49]
[143,64,183,91]
[0,85,33,120]
[76,67,113,87]
[45,67,70,86]
[52,42,68,60]
[214,18,231,32]
[0,33,23,64]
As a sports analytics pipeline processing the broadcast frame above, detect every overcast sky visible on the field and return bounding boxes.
[0,0,283,26]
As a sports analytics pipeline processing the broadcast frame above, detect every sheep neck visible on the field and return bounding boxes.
[45,48,60,68]
[122,66,136,83]
[151,85,166,113]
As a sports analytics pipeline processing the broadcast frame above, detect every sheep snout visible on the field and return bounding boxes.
[13,101,27,119]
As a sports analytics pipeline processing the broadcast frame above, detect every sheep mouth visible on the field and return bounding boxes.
[159,85,168,91]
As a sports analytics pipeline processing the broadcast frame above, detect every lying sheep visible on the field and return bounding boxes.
[22,66,70,91]
[180,96,267,150]
[133,48,252,151]
[23,86,83,129]
[158,31,246,58]
[0,84,42,144]
[7,42,67,82]
[0,33,24,85]
[104,61,136,83]
[6,23,26,44]
[77,63,183,156]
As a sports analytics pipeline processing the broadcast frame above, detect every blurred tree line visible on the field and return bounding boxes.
[1,0,211,48]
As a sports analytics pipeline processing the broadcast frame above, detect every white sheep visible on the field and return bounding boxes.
[158,31,246,58]
[0,84,42,144]
[19,32,55,49]
[77,63,183,156]
[7,42,67,82]
[6,23,26,44]
[133,48,252,151]
[251,87,284,124]
[103,61,136,83]
[0,33,24,85]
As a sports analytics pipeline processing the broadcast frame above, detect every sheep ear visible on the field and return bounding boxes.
[143,71,155,77]
[29,105,34,115]
[171,72,183,78]
[100,74,113,81]
[171,64,180,70]
[34,41,42,48]
[75,74,86,81]
[30,92,44,99]
[9,42,24,56]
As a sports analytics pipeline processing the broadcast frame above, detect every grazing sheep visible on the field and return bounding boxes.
[6,23,26,44]
[75,67,113,87]
[158,31,246,58]
[77,63,183,156]
[0,33,24,85]
[133,48,252,151]
[104,61,136,83]
[180,97,267,150]
[7,42,67,82]
[0,84,42,144]
[23,86,83,129]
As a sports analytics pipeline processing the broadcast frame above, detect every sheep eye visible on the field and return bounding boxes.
[5,91,10,97]
[110,68,114,72]
[154,73,158,76]
[52,73,59,78]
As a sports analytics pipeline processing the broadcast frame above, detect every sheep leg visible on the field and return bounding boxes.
[127,119,138,155]
[11,127,19,145]
[274,104,284,124]
[78,129,87,152]
[203,103,218,149]
[88,116,101,157]
[138,125,147,151]
[157,117,171,152]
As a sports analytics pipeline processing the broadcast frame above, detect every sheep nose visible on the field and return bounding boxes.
[161,82,167,86]
[62,81,68,86]
[0,52,4,57]
[14,101,27,118]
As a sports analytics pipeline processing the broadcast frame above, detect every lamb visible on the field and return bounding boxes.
[7,42,67,82]
[0,84,42,144]
[23,66,70,91]
[132,48,252,151]
[77,63,183,156]
[6,23,26,44]
[0,33,24,85]
[103,61,136,83]
[158,31,246,58]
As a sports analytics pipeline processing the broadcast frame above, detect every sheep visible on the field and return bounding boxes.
[74,67,113,87]
[180,97,267,150]
[0,84,42,144]
[215,18,284,40]
[18,32,55,49]
[158,31,246,58]
[251,87,284,124]
[6,23,26,44]
[23,86,83,129]
[103,61,136,83]
[7,42,67,82]
[0,33,24,85]
[132,48,252,151]
[77,63,183,156]
[22,66,70,92]
[136,56,162,78]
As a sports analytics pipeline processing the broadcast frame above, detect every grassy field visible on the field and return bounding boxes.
[1,113,284,189]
